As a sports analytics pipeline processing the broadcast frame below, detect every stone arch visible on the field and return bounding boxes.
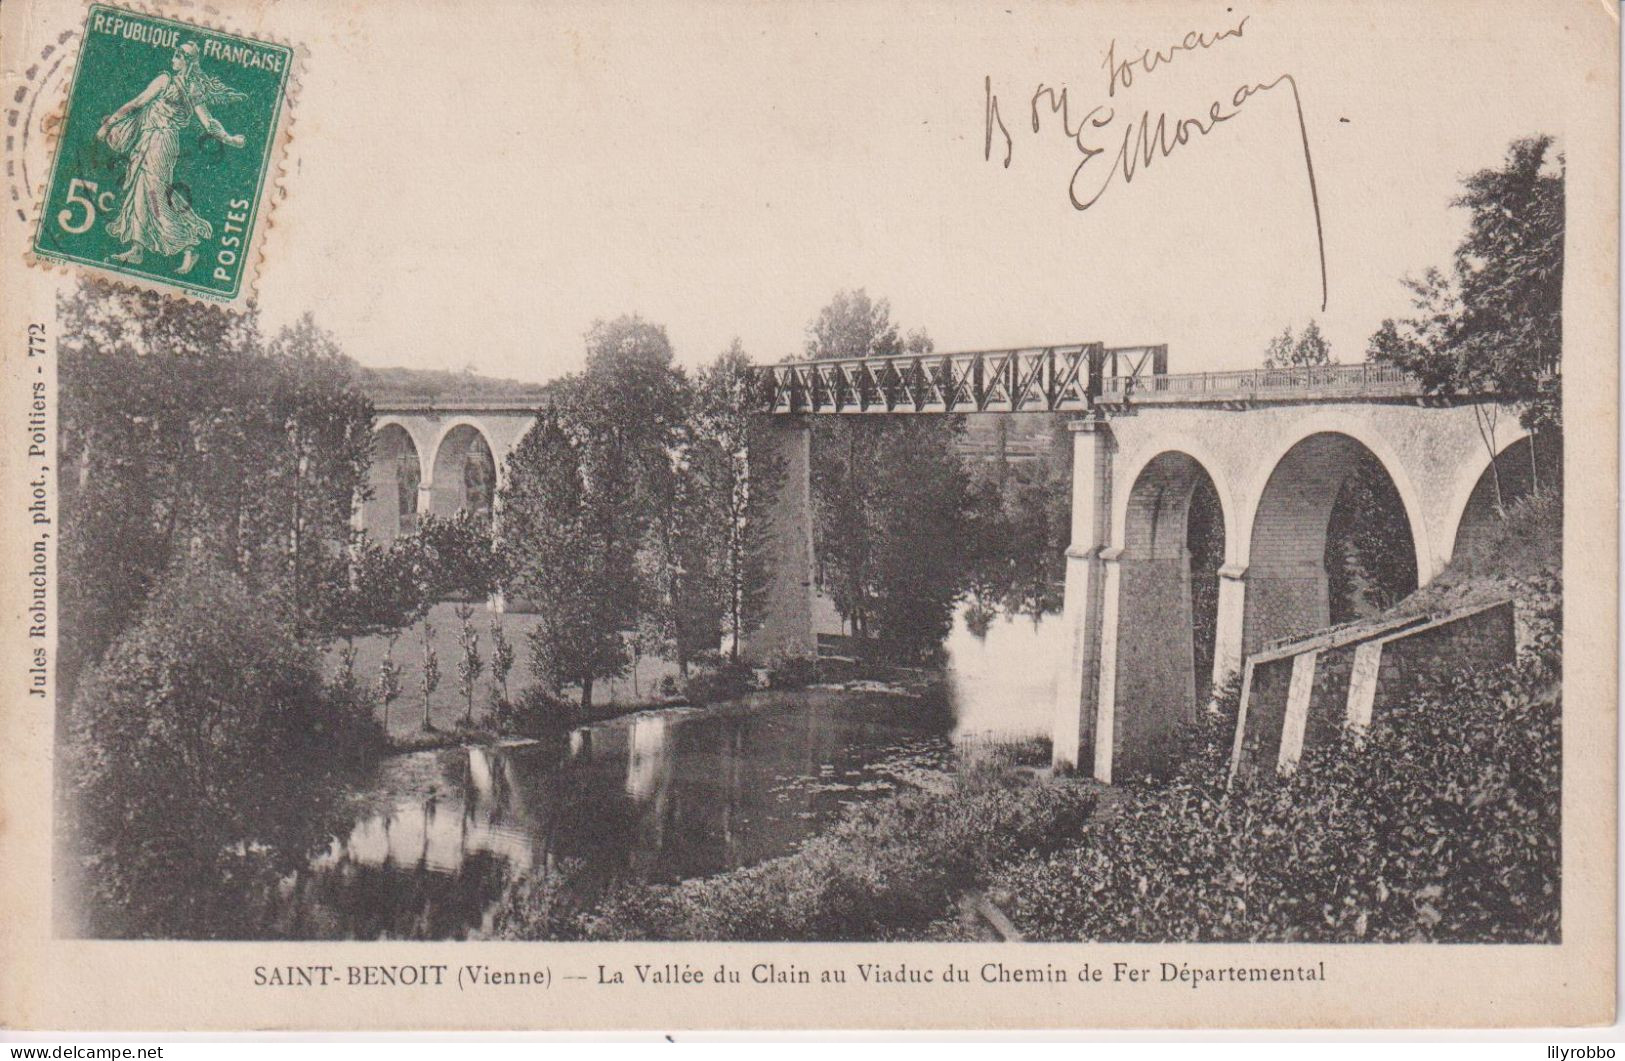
[1242,429,1423,654]
[1443,421,1544,563]
[1111,435,1239,566]
[363,422,422,541]
[1236,412,1432,580]
[428,420,498,521]
[1106,449,1228,776]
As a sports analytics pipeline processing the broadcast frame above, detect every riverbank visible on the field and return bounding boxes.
[490,491,1562,943]
[490,754,1102,941]
[491,625,1556,942]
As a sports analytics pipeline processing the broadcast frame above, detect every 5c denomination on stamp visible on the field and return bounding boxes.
[31,4,295,303]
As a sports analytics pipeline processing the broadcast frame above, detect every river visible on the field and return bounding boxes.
[254,607,1062,940]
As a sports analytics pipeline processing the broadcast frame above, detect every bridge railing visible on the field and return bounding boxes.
[1098,361,1418,402]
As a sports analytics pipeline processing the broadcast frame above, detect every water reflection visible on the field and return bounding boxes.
[252,607,1061,939]
[944,606,1060,746]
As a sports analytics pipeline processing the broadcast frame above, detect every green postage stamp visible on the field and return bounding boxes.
[31,4,295,302]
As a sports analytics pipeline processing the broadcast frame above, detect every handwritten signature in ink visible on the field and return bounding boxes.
[983,16,1328,311]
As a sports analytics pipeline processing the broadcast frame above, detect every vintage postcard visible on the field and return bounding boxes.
[0,0,1617,1034]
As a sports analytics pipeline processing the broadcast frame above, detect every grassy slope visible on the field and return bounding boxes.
[1393,488,1561,646]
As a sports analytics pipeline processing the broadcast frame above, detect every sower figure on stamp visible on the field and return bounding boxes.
[96,40,246,275]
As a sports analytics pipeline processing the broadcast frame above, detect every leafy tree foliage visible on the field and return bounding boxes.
[321,535,431,647]
[499,316,683,712]
[501,355,675,712]
[64,563,379,937]
[802,290,972,650]
[412,511,506,601]
[503,406,610,706]
[501,320,789,696]
[59,283,373,693]
[1369,135,1564,499]
[693,342,785,661]
[323,510,504,726]
[961,415,1074,627]
[1263,319,1334,368]
[644,383,721,677]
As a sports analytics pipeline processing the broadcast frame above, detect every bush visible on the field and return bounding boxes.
[990,619,1561,943]
[319,675,391,765]
[767,654,819,689]
[63,563,378,937]
[492,683,578,737]
[682,659,757,705]
[491,763,1097,940]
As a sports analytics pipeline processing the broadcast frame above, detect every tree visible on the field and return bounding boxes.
[64,563,376,936]
[643,384,722,678]
[413,511,506,601]
[503,391,644,711]
[455,603,484,725]
[694,341,784,661]
[862,416,975,652]
[1369,135,1564,502]
[802,290,972,650]
[58,284,374,694]
[375,635,404,733]
[59,284,256,692]
[261,315,377,635]
[489,616,516,705]
[320,534,435,663]
[1263,320,1334,369]
[419,619,440,730]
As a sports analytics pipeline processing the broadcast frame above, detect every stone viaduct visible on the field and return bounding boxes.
[1053,389,1531,782]
[358,347,1541,784]
[359,396,544,539]
[756,347,1542,782]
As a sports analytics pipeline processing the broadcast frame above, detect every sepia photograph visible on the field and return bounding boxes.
[0,0,1615,1033]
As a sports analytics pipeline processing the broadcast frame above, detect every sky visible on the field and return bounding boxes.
[41,0,1607,382]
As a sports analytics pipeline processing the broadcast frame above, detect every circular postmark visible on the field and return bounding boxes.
[7,27,80,227]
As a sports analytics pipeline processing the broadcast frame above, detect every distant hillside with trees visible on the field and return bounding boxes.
[354,364,550,401]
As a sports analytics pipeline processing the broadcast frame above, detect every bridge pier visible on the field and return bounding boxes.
[1242,560,1330,656]
[741,417,818,662]
[1109,551,1197,778]
[1052,419,1111,774]
[1053,420,1224,782]
[1213,563,1248,688]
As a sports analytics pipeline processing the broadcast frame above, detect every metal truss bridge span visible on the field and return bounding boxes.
[756,344,1429,414]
